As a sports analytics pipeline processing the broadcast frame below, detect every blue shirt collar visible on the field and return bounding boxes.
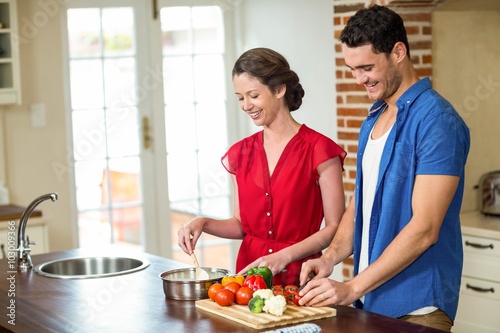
[368,77,432,117]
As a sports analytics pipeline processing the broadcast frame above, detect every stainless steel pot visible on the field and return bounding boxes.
[480,170,500,216]
[160,267,230,300]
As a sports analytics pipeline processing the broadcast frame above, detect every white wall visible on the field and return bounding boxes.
[235,0,337,141]
[433,0,500,212]
[1,2,75,252]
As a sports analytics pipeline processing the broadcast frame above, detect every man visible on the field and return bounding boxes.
[298,5,470,332]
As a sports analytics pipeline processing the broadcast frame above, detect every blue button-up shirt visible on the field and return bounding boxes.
[353,78,470,320]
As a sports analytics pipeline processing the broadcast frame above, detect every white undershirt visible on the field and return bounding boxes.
[358,123,436,315]
[359,125,392,279]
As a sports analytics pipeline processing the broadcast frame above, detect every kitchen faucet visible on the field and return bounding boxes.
[17,192,58,271]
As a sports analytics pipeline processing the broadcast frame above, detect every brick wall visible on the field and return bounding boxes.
[333,0,448,281]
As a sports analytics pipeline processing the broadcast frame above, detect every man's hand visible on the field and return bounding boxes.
[299,257,333,287]
[298,277,356,307]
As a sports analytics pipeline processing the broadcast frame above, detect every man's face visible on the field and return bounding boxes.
[342,44,402,102]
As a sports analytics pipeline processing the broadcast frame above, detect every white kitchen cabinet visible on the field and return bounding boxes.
[453,213,500,333]
[0,220,49,258]
[0,0,21,105]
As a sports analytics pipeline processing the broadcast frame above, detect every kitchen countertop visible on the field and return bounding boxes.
[460,211,500,240]
[0,248,445,333]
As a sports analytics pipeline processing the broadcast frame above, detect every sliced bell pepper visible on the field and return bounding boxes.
[247,266,273,289]
[243,275,267,291]
[221,274,245,286]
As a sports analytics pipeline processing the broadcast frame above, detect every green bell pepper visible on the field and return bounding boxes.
[247,266,273,289]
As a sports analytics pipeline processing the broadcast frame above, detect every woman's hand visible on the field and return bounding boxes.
[237,251,289,277]
[177,217,205,254]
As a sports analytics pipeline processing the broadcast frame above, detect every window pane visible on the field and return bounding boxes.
[106,157,141,204]
[167,152,199,202]
[70,60,104,109]
[78,210,111,247]
[67,8,101,58]
[68,5,142,253]
[102,8,135,57]
[72,109,107,160]
[74,160,106,210]
[104,58,136,107]
[163,56,194,102]
[198,149,230,198]
[200,197,231,218]
[170,200,200,217]
[192,7,224,53]
[161,7,192,55]
[112,206,142,244]
[196,102,227,150]
[106,107,140,157]
[194,55,225,102]
[165,104,197,153]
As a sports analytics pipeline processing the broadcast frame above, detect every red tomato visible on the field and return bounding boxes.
[235,286,254,305]
[284,285,298,302]
[272,285,283,292]
[215,289,234,306]
[272,285,284,297]
[224,281,241,295]
[291,291,302,306]
[208,283,223,301]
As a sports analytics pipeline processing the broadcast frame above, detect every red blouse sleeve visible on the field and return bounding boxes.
[313,135,347,171]
[221,143,238,175]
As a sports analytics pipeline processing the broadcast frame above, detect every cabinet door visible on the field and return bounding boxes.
[453,277,500,333]
[0,222,48,258]
[24,224,49,254]
[0,222,17,259]
[462,234,500,282]
[0,0,22,104]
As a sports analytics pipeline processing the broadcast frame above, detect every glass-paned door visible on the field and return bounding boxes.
[160,4,233,269]
[65,0,236,271]
[67,5,144,251]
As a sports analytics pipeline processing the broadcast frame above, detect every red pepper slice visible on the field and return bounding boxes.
[243,275,267,291]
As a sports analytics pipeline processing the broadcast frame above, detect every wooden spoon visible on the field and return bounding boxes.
[191,250,209,280]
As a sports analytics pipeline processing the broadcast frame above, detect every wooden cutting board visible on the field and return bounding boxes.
[195,299,336,329]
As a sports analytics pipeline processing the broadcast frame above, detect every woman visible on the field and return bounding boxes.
[178,47,346,286]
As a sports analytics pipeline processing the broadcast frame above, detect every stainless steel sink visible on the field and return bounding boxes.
[34,256,150,279]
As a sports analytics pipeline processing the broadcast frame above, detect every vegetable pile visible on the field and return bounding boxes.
[207,266,304,317]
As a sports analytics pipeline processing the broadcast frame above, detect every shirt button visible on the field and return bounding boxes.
[266,192,269,196]
[267,212,271,217]
[268,231,272,235]
[268,249,273,253]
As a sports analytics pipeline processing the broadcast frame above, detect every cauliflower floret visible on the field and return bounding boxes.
[253,289,274,301]
[263,295,287,316]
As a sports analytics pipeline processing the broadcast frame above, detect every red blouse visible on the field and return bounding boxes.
[222,125,346,285]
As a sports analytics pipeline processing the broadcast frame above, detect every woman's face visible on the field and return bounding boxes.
[233,72,285,126]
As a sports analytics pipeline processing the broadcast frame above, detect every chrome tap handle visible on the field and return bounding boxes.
[17,192,58,271]
[26,235,37,246]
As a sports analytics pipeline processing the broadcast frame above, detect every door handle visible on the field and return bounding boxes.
[142,116,152,150]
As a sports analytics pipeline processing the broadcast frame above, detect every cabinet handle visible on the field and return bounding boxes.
[465,240,494,249]
[466,283,495,293]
